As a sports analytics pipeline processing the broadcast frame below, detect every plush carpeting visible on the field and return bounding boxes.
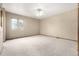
[1,35,77,56]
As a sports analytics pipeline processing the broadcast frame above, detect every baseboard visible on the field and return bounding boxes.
[6,34,40,41]
[41,34,77,42]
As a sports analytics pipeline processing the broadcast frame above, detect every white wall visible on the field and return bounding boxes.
[40,8,78,40]
[0,27,3,54]
[6,12,40,39]
[0,9,3,54]
[0,10,1,26]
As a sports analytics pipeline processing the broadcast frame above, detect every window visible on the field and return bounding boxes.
[11,18,18,30]
[18,19,24,30]
[11,18,24,30]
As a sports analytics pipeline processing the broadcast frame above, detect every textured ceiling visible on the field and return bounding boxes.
[2,3,78,19]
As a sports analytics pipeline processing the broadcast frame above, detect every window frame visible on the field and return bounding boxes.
[11,18,24,30]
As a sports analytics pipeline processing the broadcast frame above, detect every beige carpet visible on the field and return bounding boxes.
[1,35,78,56]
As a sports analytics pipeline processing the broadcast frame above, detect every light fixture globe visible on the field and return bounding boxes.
[36,8,44,17]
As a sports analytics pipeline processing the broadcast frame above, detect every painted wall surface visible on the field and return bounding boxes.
[40,9,78,40]
[6,12,40,39]
[0,10,1,26]
[0,27,3,54]
[2,8,6,41]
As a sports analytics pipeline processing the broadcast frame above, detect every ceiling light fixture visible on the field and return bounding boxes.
[36,8,44,17]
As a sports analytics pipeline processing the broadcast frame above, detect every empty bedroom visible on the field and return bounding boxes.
[0,3,79,56]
